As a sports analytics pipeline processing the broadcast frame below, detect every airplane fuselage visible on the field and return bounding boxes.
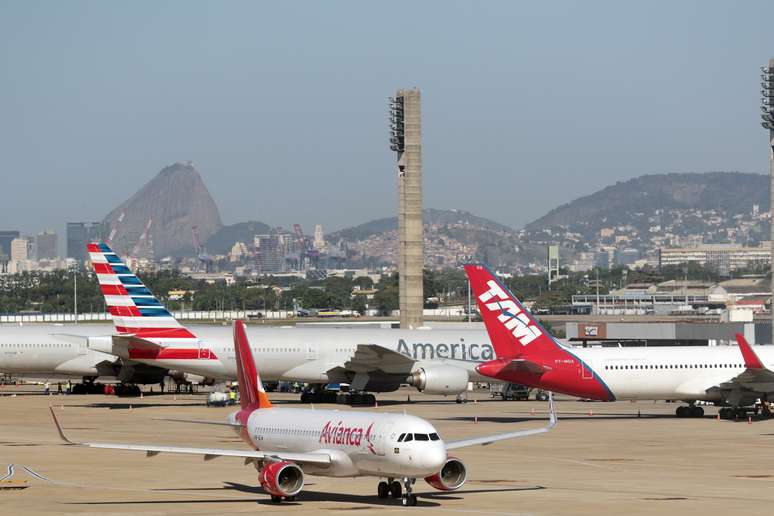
[232,407,446,478]
[478,343,774,402]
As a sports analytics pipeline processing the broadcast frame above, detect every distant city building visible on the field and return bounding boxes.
[36,230,57,259]
[659,244,771,273]
[10,238,29,262]
[66,222,101,263]
[313,224,326,251]
[0,230,20,260]
[255,234,282,274]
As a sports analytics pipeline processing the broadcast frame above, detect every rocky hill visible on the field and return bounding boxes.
[526,172,768,235]
[103,162,222,257]
[329,209,530,270]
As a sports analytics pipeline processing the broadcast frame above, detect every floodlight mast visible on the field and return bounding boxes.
[389,90,423,329]
[764,58,774,345]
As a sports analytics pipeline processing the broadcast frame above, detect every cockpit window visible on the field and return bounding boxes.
[397,433,406,442]
[404,433,413,442]
[429,433,440,441]
[414,433,429,441]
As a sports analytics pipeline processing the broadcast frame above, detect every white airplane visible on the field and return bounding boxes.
[51,320,557,506]
[84,242,497,401]
[0,324,174,393]
[465,264,774,419]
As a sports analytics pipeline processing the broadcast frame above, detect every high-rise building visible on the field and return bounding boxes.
[67,222,102,263]
[36,230,57,259]
[10,238,29,261]
[0,230,20,260]
[313,224,326,251]
[254,234,282,274]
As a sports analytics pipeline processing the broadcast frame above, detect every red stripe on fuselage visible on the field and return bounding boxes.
[115,327,197,339]
[127,348,218,360]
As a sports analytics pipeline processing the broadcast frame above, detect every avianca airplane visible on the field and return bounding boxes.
[465,264,774,419]
[51,320,556,506]
[85,242,497,399]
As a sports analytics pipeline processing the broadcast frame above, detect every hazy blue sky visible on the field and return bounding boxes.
[1,1,772,236]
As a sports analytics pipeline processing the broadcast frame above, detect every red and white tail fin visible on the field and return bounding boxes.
[233,320,272,410]
[464,264,557,358]
[87,242,196,341]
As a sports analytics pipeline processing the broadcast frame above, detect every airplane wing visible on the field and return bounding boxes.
[445,392,557,450]
[344,344,417,374]
[50,407,331,466]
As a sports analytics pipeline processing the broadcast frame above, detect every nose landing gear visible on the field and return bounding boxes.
[400,477,417,507]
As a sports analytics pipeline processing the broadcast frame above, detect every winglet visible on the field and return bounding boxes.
[49,406,76,445]
[736,333,764,369]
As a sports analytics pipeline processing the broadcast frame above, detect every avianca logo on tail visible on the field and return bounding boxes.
[478,280,542,346]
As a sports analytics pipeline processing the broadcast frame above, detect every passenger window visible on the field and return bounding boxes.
[429,433,440,441]
[415,433,429,441]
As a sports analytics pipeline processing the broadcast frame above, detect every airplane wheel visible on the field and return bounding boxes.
[690,406,704,418]
[402,494,417,506]
[676,406,688,418]
[378,481,389,498]
[270,495,282,504]
[389,481,402,498]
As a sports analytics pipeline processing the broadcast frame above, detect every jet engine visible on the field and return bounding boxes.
[258,461,304,498]
[424,457,467,491]
[167,370,215,386]
[408,366,469,395]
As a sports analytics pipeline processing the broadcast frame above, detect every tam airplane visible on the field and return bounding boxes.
[51,320,557,506]
[465,264,774,419]
[85,242,498,400]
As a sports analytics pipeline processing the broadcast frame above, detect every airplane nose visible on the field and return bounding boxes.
[424,444,447,470]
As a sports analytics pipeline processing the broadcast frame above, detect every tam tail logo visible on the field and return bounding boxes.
[478,280,542,346]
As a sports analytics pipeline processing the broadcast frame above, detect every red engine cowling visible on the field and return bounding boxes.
[258,461,304,497]
[424,457,467,491]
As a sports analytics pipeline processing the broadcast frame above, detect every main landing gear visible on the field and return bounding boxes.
[675,405,704,418]
[718,406,760,420]
[378,477,416,506]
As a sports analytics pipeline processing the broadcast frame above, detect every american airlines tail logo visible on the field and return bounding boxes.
[319,420,376,453]
[478,280,542,346]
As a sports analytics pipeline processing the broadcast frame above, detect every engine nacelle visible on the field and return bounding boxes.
[425,457,467,491]
[409,366,469,395]
[167,370,215,386]
[258,461,304,498]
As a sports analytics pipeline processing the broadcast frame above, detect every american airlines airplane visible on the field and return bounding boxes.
[51,320,556,506]
[465,264,774,419]
[84,242,497,401]
[0,324,173,393]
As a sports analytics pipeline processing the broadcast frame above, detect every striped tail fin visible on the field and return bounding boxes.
[233,320,272,409]
[87,242,197,340]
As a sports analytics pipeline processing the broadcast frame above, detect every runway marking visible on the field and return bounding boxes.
[0,464,14,481]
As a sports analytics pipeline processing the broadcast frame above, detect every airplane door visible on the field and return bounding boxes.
[306,342,318,361]
[581,361,593,380]
[78,338,87,355]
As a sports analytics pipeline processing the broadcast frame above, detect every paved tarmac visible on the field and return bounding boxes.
[1,386,773,515]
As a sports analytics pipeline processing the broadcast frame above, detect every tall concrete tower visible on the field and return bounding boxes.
[390,89,424,329]
[762,59,774,344]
